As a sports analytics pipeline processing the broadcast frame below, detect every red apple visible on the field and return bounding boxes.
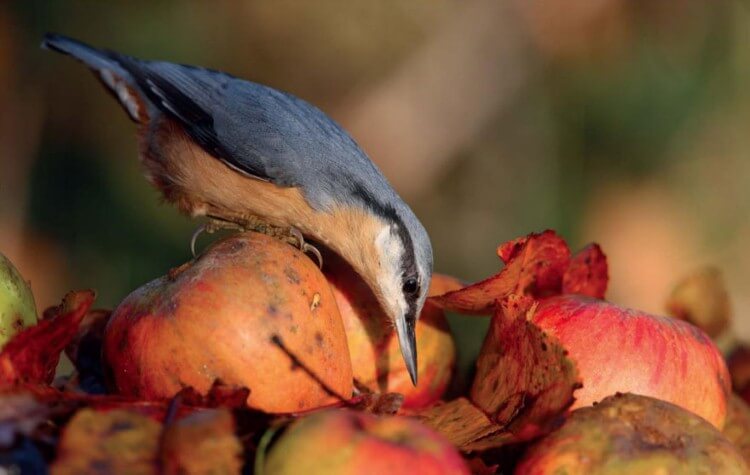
[263,409,469,475]
[531,295,730,428]
[516,393,748,474]
[103,232,353,413]
[325,255,457,408]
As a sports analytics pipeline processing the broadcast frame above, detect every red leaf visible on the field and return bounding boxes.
[0,290,95,387]
[470,295,580,440]
[429,231,571,314]
[562,244,608,299]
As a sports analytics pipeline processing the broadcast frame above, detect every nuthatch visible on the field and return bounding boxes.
[43,34,433,385]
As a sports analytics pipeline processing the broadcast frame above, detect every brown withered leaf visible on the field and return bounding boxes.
[0,290,95,387]
[470,295,579,440]
[52,408,161,475]
[351,392,404,415]
[562,244,608,299]
[416,398,507,451]
[176,380,251,410]
[160,408,242,475]
[428,273,466,297]
[429,231,570,314]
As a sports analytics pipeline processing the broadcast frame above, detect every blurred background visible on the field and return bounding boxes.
[2,0,749,375]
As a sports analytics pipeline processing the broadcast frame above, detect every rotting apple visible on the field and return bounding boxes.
[531,295,730,429]
[324,254,458,408]
[263,408,470,475]
[516,393,748,474]
[103,232,353,413]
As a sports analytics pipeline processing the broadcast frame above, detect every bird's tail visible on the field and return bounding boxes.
[42,33,150,123]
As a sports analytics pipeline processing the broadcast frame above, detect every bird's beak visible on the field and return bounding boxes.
[395,313,418,386]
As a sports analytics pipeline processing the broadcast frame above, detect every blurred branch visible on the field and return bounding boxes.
[338,0,531,198]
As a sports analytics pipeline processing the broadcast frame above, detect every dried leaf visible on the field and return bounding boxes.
[429,231,570,314]
[0,290,95,387]
[562,244,608,299]
[52,408,161,475]
[160,408,242,475]
[416,398,505,451]
[470,295,579,440]
[176,380,251,410]
[428,273,465,297]
[351,392,404,415]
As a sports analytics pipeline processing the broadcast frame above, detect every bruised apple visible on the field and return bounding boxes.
[532,295,730,428]
[263,409,469,475]
[325,255,457,408]
[103,232,353,413]
[516,393,748,474]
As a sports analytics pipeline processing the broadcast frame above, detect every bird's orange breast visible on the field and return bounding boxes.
[136,117,383,273]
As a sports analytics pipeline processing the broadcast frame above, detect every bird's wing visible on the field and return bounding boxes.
[42,34,383,204]
[113,56,370,189]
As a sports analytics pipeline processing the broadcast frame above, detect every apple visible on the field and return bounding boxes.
[263,409,469,474]
[103,232,353,413]
[516,393,748,474]
[325,254,457,408]
[0,252,37,348]
[531,295,730,428]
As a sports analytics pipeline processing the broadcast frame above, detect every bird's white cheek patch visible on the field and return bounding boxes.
[374,226,407,319]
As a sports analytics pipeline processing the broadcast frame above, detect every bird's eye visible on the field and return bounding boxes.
[403,277,419,295]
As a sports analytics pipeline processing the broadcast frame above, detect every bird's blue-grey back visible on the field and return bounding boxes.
[42,33,432,276]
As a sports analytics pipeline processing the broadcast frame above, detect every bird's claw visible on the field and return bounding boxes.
[190,224,207,257]
[190,219,322,268]
[290,227,323,269]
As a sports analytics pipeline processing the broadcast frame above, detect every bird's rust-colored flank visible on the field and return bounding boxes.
[137,117,384,284]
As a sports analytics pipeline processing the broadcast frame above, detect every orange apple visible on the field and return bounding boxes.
[103,232,353,413]
[325,255,457,408]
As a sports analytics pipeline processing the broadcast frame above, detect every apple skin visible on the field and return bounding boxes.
[263,409,470,475]
[325,255,457,408]
[531,295,730,428]
[516,393,748,475]
[103,232,353,413]
[0,253,37,348]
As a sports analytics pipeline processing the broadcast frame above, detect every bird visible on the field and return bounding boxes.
[42,33,433,385]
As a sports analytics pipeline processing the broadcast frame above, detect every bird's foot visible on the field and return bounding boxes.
[190,216,323,268]
[288,227,323,269]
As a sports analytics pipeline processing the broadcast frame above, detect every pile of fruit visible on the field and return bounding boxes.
[0,230,748,473]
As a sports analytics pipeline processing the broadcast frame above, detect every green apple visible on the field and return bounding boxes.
[0,252,37,347]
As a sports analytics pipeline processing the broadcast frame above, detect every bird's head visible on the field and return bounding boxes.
[362,205,433,386]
